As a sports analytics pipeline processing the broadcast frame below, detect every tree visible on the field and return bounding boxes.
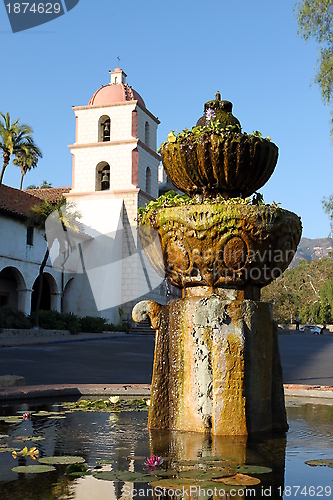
[295,0,333,139]
[322,194,333,235]
[28,198,81,328]
[319,277,333,321]
[13,142,42,190]
[27,180,52,190]
[261,257,333,323]
[0,112,40,185]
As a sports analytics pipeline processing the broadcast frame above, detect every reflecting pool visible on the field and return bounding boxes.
[0,398,333,500]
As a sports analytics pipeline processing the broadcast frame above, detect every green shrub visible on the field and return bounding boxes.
[0,307,130,334]
[39,310,67,330]
[79,316,107,333]
[29,310,80,334]
[103,322,129,333]
[0,306,31,329]
[61,312,81,334]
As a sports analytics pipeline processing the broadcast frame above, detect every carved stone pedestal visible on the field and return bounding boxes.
[133,290,287,436]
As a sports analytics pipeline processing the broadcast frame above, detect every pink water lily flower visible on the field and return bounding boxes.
[144,455,163,468]
[22,412,31,421]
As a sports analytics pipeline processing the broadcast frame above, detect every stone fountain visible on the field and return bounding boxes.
[133,95,302,436]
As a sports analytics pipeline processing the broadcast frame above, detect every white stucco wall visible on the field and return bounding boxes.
[70,143,136,193]
[0,214,61,315]
[136,106,158,151]
[137,146,159,198]
[74,102,136,144]
[64,192,124,324]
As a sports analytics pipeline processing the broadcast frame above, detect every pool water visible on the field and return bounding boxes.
[0,399,333,500]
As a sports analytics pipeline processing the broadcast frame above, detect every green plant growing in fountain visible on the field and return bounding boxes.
[138,191,251,226]
[61,398,150,412]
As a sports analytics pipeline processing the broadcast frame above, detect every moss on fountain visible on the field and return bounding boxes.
[196,97,241,129]
[139,199,301,289]
[138,191,251,226]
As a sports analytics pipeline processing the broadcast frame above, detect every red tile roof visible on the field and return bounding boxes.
[0,184,42,220]
[25,187,71,203]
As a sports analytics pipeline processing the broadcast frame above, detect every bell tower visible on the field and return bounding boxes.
[66,69,164,323]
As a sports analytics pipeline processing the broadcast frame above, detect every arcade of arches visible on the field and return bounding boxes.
[0,266,63,315]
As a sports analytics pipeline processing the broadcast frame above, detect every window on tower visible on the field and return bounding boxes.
[146,167,151,195]
[145,121,150,146]
[98,115,111,142]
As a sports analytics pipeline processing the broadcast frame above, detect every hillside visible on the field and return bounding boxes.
[262,257,333,324]
[291,237,333,267]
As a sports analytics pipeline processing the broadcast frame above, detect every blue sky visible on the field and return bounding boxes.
[0,0,332,239]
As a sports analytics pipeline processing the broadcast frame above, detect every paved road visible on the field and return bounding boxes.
[0,336,156,386]
[279,333,333,386]
[0,333,333,386]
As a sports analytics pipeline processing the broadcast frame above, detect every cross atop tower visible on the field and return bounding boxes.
[117,56,120,67]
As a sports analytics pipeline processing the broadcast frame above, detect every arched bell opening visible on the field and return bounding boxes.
[95,161,111,191]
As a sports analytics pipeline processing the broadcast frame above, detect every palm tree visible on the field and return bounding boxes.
[13,142,42,190]
[0,112,39,186]
[28,198,81,328]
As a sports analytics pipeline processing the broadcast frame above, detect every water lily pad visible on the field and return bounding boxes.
[200,456,235,463]
[12,465,56,474]
[116,471,152,482]
[39,456,85,465]
[305,459,333,468]
[47,416,67,419]
[199,469,235,480]
[66,464,89,476]
[0,434,9,439]
[93,470,118,481]
[150,478,199,489]
[176,459,204,466]
[200,480,245,492]
[67,471,91,477]
[0,417,22,424]
[125,455,147,461]
[0,415,22,421]
[14,436,45,442]
[154,469,178,478]
[32,411,65,417]
[178,469,204,479]
[97,459,117,464]
[233,465,272,475]
[0,446,20,453]
[94,470,151,482]
[179,465,200,471]
[221,473,261,486]
[203,461,234,468]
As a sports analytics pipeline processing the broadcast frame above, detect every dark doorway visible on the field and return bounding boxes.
[31,275,51,312]
[0,267,20,309]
